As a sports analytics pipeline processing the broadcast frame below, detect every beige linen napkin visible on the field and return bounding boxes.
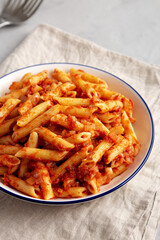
[0,24,160,240]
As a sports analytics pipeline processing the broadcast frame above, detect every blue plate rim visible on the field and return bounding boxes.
[0,62,155,205]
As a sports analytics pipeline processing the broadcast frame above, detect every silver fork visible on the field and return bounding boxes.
[0,0,43,28]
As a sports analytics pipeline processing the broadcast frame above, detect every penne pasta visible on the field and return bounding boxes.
[0,85,42,103]
[8,165,19,174]
[0,155,20,168]
[108,126,124,143]
[15,147,68,162]
[0,145,22,155]
[34,162,54,200]
[23,70,48,86]
[70,68,107,85]
[121,110,137,142]
[9,73,32,91]
[0,135,17,145]
[63,91,77,98]
[7,107,19,119]
[53,97,91,107]
[0,166,8,175]
[4,174,39,198]
[54,187,87,198]
[52,146,92,183]
[95,100,123,113]
[26,131,39,148]
[96,88,118,100]
[59,105,97,118]
[111,163,129,179]
[0,116,18,137]
[87,178,99,194]
[104,138,129,164]
[12,104,60,142]
[82,139,112,164]
[18,132,38,178]
[122,97,134,122]
[72,75,98,98]
[96,112,120,124]
[0,98,21,124]
[0,86,30,103]
[91,116,110,135]
[41,82,76,101]
[18,92,40,115]
[51,114,84,131]
[53,68,71,83]
[17,100,52,127]
[65,132,91,144]
[0,68,140,200]
[34,127,75,150]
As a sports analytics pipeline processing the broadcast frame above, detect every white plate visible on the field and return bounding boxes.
[0,63,154,205]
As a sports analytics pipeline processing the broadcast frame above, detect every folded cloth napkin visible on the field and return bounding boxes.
[0,24,160,240]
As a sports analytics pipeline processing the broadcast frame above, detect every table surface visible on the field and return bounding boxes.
[0,0,160,239]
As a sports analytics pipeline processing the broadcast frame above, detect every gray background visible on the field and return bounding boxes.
[0,0,160,239]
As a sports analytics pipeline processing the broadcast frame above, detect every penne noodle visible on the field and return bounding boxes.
[34,127,75,150]
[65,132,91,144]
[8,165,20,174]
[9,73,33,91]
[15,147,68,162]
[0,145,22,155]
[122,97,134,122]
[52,146,92,183]
[4,174,39,198]
[95,100,123,113]
[0,86,30,103]
[51,114,84,131]
[104,138,129,164]
[108,126,124,143]
[98,167,113,186]
[82,139,113,164]
[121,110,137,142]
[0,116,19,137]
[0,98,21,124]
[96,88,118,100]
[7,107,19,119]
[111,163,129,179]
[53,68,71,83]
[0,166,8,175]
[26,131,39,148]
[17,100,52,127]
[54,187,87,198]
[18,132,38,178]
[87,178,99,194]
[0,85,42,103]
[23,70,48,86]
[0,155,20,168]
[59,105,97,118]
[63,91,77,98]
[72,76,98,98]
[96,112,120,124]
[53,97,91,107]
[121,110,141,156]
[18,92,40,115]
[12,124,19,132]
[70,68,107,85]
[12,104,60,142]
[41,82,76,101]
[91,116,110,135]
[0,135,17,145]
[35,162,54,200]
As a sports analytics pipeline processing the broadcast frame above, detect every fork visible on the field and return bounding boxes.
[0,0,43,28]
